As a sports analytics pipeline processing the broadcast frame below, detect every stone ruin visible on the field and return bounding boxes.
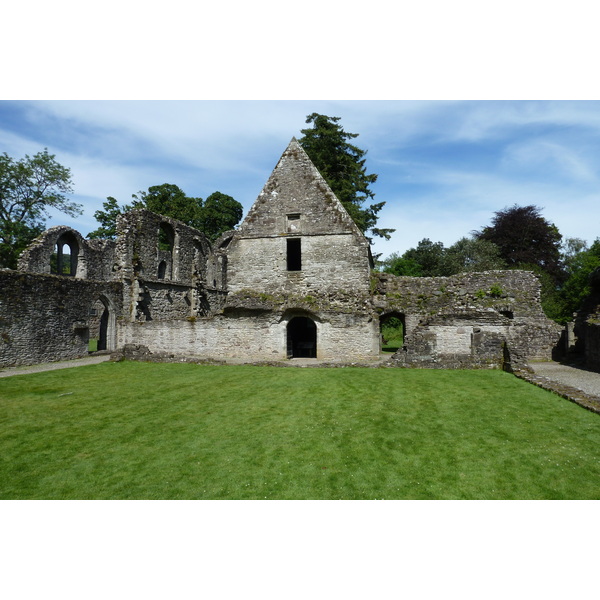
[0,138,566,370]
[570,267,600,372]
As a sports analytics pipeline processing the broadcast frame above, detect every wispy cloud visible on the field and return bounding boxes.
[2,100,600,260]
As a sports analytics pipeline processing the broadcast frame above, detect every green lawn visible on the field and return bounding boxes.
[1,362,599,499]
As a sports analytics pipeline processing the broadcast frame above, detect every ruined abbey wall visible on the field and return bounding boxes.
[118,309,378,362]
[0,270,122,367]
[375,270,562,369]
[573,267,600,372]
[0,138,567,371]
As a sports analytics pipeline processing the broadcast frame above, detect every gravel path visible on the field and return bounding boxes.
[530,362,600,398]
[0,355,112,378]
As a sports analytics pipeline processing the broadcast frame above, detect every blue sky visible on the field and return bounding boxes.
[2,100,599,260]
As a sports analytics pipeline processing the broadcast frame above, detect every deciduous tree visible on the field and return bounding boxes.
[474,205,564,282]
[88,184,243,242]
[0,149,80,268]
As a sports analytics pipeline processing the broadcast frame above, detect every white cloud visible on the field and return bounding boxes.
[501,139,599,184]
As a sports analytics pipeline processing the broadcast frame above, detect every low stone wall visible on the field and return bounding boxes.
[0,271,122,367]
[376,270,562,367]
[118,308,379,362]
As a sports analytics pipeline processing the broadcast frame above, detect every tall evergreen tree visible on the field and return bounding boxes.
[299,113,394,240]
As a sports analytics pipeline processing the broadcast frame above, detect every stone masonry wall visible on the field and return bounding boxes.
[0,271,123,367]
[227,234,371,296]
[118,308,379,362]
[17,226,117,281]
[377,270,562,368]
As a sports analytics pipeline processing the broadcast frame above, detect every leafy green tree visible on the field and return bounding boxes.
[195,192,243,242]
[556,238,600,322]
[379,252,424,276]
[0,149,80,268]
[474,205,564,282]
[445,237,506,273]
[88,184,242,242]
[299,113,394,240]
[402,238,453,277]
[132,184,202,226]
[88,196,132,239]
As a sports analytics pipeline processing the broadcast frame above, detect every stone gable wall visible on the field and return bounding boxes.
[226,234,371,297]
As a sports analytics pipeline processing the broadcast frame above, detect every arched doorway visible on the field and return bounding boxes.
[89,296,115,352]
[98,304,109,351]
[287,316,317,358]
[380,312,405,353]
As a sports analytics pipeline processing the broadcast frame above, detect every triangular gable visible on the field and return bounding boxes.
[239,138,366,239]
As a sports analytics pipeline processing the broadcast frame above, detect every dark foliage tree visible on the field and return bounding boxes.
[0,149,80,268]
[474,205,564,282]
[299,113,394,240]
[88,184,242,242]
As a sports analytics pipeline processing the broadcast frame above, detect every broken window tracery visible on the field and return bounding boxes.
[50,233,79,276]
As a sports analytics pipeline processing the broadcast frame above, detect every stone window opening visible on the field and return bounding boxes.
[286,213,301,233]
[51,233,79,276]
[287,238,302,271]
[157,222,175,279]
[158,223,174,252]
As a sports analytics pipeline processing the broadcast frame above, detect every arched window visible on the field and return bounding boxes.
[89,296,114,352]
[51,233,79,276]
[157,260,167,279]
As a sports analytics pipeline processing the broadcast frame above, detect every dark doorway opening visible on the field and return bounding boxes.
[98,306,109,351]
[287,316,317,358]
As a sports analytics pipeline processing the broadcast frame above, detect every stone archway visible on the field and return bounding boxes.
[287,316,317,358]
[90,296,116,352]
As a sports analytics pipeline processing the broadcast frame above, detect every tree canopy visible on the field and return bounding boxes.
[473,204,564,282]
[299,113,394,240]
[380,237,506,278]
[88,184,243,242]
[0,149,80,269]
[378,204,600,324]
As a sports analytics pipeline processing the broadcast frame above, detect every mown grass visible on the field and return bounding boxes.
[1,362,599,499]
